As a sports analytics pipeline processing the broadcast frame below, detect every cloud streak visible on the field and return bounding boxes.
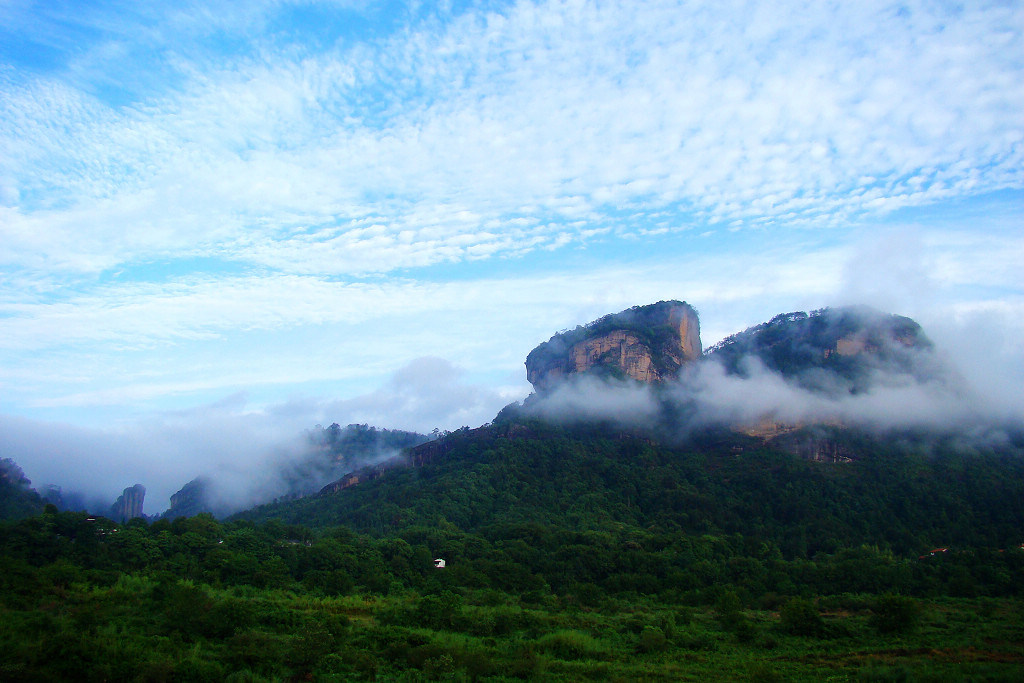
[2,1,1021,277]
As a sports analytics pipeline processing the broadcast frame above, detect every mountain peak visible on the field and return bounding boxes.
[704,305,935,394]
[525,300,701,391]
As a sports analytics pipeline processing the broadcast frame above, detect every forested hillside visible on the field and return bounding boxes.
[2,419,1023,680]
[239,421,1024,552]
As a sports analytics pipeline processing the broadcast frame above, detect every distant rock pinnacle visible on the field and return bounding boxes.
[110,484,145,522]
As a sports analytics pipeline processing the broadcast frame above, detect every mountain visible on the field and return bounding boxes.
[163,477,217,519]
[524,302,946,404]
[525,300,701,390]
[517,303,968,459]
[704,306,937,393]
[109,484,146,522]
[236,300,1024,547]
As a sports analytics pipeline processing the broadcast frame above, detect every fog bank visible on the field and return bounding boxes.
[0,357,508,516]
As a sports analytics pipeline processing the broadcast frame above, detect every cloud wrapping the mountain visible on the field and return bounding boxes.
[525,374,663,429]
[675,356,981,432]
[0,357,507,515]
[524,339,1018,440]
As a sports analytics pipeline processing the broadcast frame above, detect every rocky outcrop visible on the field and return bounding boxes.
[569,331,660,383]
[526,301,701,391]
[110,484,145,522]
[319,463,396,495]
[164,478,212,519]
[734,421,856,463]
[774,431,855,463]
[704,306,935,394]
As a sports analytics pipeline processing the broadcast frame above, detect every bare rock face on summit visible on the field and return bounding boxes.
[110,484,145,522]
[525,301,701,391]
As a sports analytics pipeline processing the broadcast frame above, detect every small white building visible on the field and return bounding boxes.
[433,558,446,568]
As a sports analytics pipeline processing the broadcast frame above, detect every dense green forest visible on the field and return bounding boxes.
[240,421,1024,557]
[2,420,1023,680]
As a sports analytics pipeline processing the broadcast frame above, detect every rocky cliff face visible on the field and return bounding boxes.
[164,478,213,519]
[110,484,145,522]
[733,421,855,462]
[526,301,701,391]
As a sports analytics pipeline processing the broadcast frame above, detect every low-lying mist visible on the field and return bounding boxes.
[0,403,314,518]
[0,357,504,517]
[522,327,1023,445]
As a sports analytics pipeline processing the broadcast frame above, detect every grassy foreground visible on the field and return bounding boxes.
[1,570,1022,681]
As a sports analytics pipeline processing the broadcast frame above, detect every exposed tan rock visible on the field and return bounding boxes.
[735,419,803,440]
[734,418,853,463]
[570,331,657,382]
[835,334,868,356]
[526,300,701,391]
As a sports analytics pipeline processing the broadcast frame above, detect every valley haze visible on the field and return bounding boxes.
[0,1,1022,514]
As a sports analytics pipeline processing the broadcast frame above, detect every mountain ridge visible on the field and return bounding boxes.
[1,300,991,524]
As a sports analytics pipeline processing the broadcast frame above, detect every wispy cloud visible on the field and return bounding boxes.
[0,0,1020,459]
[2,1,1021,277]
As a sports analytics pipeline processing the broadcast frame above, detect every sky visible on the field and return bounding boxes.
[1,0,1022,512]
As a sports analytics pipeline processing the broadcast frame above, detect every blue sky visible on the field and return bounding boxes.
[1,0,1022,510]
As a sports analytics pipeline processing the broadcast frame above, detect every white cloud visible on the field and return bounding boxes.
[4,214,1020,422]
[1,0,1021,278]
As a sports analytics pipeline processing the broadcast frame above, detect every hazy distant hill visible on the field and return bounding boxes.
[0,458,44,520]
[161,423,429,519]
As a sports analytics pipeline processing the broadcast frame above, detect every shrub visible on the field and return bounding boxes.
[637,626,667,653]
[416,590,463,630]
[870,594,920,634]
[715,590,744,631]
[171,657,226,683]
[779,597,824,637]
[538,629,610,660]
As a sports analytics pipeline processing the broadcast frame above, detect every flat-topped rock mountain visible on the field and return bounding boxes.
[704,306,936,394]
[525,300,701,391]
[526,302,936,396]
